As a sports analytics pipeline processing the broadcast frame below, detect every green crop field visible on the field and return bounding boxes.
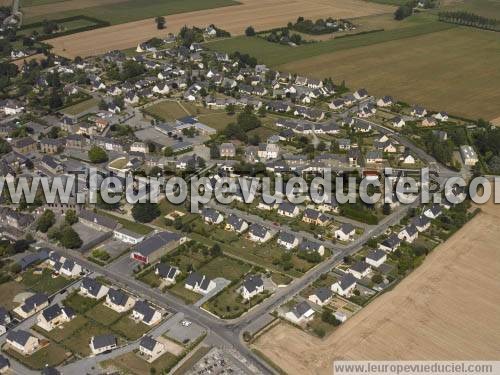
[23,0,240,25]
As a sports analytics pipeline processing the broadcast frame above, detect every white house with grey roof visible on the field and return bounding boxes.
[308,287,333,306]
[365,249,387,268]
[201,207,223,225]
[331,273,357,297]
[0,354,9,373]
[139,336,165,360]
[277,232,299,250]
[241,275,264,300]
[6,330,39,355]
[80,277,109,299]
[0,308,11,336]
[378,234,401,253]
[248,223,272,243]
[90,334,117,355]
[348,261,371,279]
[277,202,300,218]
[105,289,135,313]
[335,223,355,241]
[15,293,49,319]
[184,272,216,295]
[285,301,315,324]
[155,263,180,284]
[398,224,418,243]
[225,214,248,233]
[412,215,431,232]
[130,231,185,264]
[36,304,75,332]
[59,259,82,278]
[424,204,443,219]
[299,239,325,256]
[114,228,145,244]
[132,300,162,326]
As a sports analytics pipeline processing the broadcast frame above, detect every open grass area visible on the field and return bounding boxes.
[22,269,72,295]
[4,343,69,370]
[60,98,98,116]
[61,321,112,357]
[169,282,202,304]
[198,256,251,282]
[97,210,153,235]
[85,302,124,326]
[102,350,180,375]
[444,0,500,18]
[33,315,89,343]
[63,291,100,313]
[0,281,27,310]
[111,316,150,340]
[23,0,240,24]
[145,101,191,121]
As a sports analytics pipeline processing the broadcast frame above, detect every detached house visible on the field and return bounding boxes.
[378,234,401,253]
[80,277,109,300]
[308,287,333,306]
[90,334,117,355]
[335,223,355,241]
[365,249,387,268]
[201,207,223,225]
[302,208,329,226]
[155,263,180,284]
[130,231,185,264]
[353,88,368,100]
[424,204,442,219]
[184,272,216,295]
[15,293,49,319]
[139,336,165,359]
[413,215,431,232]
[37,304,75,332]
[241,275,264,300]
[225,214,248,233]
[0,308,11,335]
[377,96,393,107]
[392,116,405,128]
[248,223,272,243]
[60,259,82,278]
[132,301,162,326]
[398,224,418,243]
[277,202,300,218]
[299,239,325,256]
[277,232,299,250]
[6,330,39,355]
[411,106,427,118]
[105,289,135,313]
[285,301,314,324]
[348,261,371,279]
[331,273,357,297]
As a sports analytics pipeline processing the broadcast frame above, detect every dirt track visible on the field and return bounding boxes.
[253,201,500,374]
[45,0,393,58]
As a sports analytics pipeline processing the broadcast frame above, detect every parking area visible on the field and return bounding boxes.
[163,313,206,345]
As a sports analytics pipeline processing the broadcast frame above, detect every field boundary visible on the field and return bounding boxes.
[21,15,110,40]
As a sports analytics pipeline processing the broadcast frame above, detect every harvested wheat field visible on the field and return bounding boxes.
[253,200,500,374]
[46,0,394,58]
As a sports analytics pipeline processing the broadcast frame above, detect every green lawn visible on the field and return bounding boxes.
[63,291,100,313]
[137,267,161,288]
[61,321,112,357]
[145,101,192,121]
[445,0,500,18]
[85,302,124,326]
[198,256,251,282]
[102,350,180,375]
[22,269,72,295]
[97,210,153,235]
[4,344,69,370]
[60,98,98,116]
[111,316,151,340]
[24,0,239,24]
[168,282,202,304]
[33,315,89,343]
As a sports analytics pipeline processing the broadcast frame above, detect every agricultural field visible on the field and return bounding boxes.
[21,0,240,24]
[46,0,394,58]
[444,0,500,18]
[60,98,98,117]
[252,201,500,374]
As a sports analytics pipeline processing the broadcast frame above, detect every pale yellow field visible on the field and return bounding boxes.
[253,201,500,374]
[46,0,394,58]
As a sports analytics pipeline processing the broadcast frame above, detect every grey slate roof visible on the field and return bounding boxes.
[155,263,178,279]
[0,355,9,370]
[351,261,370,274]
[92,334,116,349]
[107,289,129,306]
[291,301,312,319]
[81,277,104,297]
[299,239,322,252]
[381,234,400,249]
[140,335,158,351]
[249,223,269,239]
[366,249,386,262]
[80,210,118,230]
[312,287,332,303]
[133,231,182,257]
[339,223,355,235]
[226,214,246,231]
[339,273,357,290]
[133,300,156,323]
[278,231,297,245]
[185,272,204,288]
[242,275,263,294]
[21,293,48,313]
[6,329,33,346]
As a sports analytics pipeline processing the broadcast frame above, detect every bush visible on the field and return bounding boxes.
[88,146,108,163]
[245,26,256,36]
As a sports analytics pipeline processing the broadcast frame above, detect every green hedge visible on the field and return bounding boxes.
[21,16,110,41]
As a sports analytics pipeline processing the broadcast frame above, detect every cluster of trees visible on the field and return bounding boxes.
[421,131,454,165]
[178,25,204,47]
[42,19,59,35]
[132,202,161,223]
[48,224,82,249]
[473,126,500,173]
[230,51,257,68]
[438,11,499,31]
[88,146,108,164]
[155,16,166,30]
[290,16,353,35]
[394,0,436,20]
[245,26,256,36]
[107,60,145,81]
[223,109,261,141]
[0,62,19,92]
[264,28,304,46]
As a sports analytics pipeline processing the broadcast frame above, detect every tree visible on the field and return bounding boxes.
[226,103,236,115]
[88,146,108,163]
[372,274,383,284]
[65,209,78,225]
[155,16,166,30]
[132,202,161,223]
[36,209,55,233]
[59,225,82,249]
[245,26,256,36]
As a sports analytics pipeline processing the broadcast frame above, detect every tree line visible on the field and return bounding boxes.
[438,11,499,32]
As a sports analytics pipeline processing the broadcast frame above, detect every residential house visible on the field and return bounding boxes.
[299,239,325,256]
[139,336,165,359]
[80,277,109,300]
[377,96,393,107]
[132,300,162,326]
[335,223,355,241]
[421,117,437,127]
[36,304,75,332]
[6,330,39,355]
[378,234,401,253]
[184,272,216,295]
[277,202,300,218]
[411,106,427,118]
[277,232,299,250]
[331,273,357,297]
[59,259,82,278]
[460,145,478,166]
[308,287,332,306]
[155,263,180,284]
[392,116,405,128]
[433,112,449,122]
[219,143,236,158]
[302,208,329,226]
[365,249,387,268]
[248,223,272,243]
[241,275,264,300]
[12,137,37,154]
[113,228,145,245]
[348,261,371,279]
[413,215,431,232]
[40,138,63,154]
[285,301,314,324]
[225,214,248,233]
[79,210,118,232]
[15,293,49,318]
[424,204,442,219]
[201,207,223,225]
[90,334,117,355]
[366,150,384,164]
[398,224,418,243]
[0,308,11,336]
[105,289,135,313]
[0,354,9,373]
[353,88,368,100]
